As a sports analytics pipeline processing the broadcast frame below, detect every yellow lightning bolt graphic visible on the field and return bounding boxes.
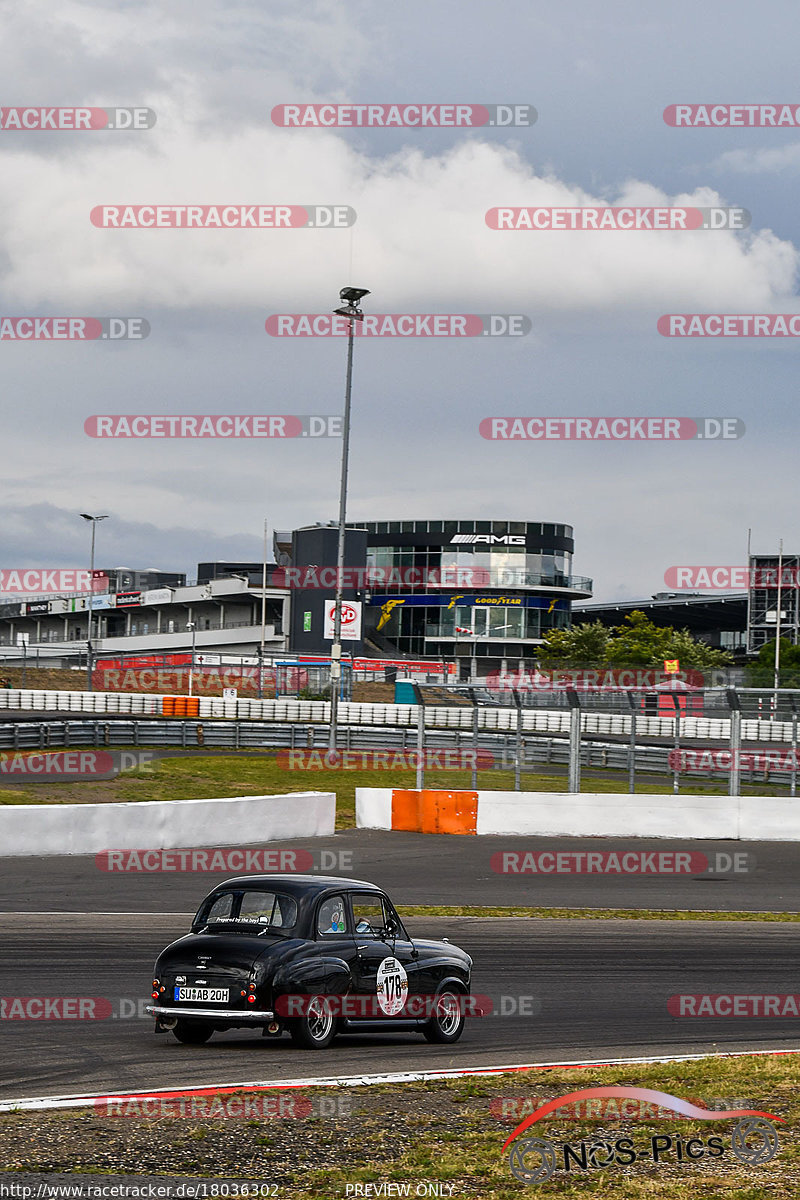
[547,598,558,614]
[377,599,405,631]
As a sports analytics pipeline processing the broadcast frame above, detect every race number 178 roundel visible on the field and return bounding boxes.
[376,956,408,1016]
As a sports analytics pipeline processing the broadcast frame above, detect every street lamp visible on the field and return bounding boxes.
[329,285,370,751]
[187,622,196,696]
[80,513,109,692]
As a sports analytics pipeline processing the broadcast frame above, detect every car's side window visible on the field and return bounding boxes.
[317,895,347,936]
[206,893,234,922]
[351,896,388,937]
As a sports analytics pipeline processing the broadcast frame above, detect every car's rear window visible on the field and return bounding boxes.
[194,889,297,931]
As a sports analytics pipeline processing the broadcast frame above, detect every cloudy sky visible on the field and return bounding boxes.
[2,0,799,601]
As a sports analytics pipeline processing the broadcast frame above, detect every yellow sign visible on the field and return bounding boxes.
[664,659,679,674]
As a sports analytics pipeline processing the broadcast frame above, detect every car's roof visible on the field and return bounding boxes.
[204,874,386,897]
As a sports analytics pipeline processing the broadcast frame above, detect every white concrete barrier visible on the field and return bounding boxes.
[474,791,740,839]
[0,791,336,857]
[356,786,800,840]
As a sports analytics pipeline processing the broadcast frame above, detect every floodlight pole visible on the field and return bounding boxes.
[81,513,108,692]
[329,287,369,751]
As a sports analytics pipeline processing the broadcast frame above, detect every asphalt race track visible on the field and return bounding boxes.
[1,829,799,1103]
[1,829,799,913]
[1,914,799,1102]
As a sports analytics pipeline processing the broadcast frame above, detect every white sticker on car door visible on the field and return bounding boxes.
[376,956,408,1016]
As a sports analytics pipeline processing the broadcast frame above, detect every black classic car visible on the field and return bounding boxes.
[147,874,473,1049]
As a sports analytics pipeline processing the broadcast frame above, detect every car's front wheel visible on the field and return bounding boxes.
[423,988,466,1043]
[289,995,336,1049]
[172,1019,214,1045]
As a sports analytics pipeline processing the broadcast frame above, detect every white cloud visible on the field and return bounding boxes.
[714,143,800,175]
[0,132,796,314]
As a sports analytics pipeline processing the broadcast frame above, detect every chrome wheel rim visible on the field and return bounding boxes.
[437,992,461,1035]
[307,996,334,1041]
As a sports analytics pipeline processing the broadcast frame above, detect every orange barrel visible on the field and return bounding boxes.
[187,697,200,717]
[174,697,187,717]
[162,696,175,717]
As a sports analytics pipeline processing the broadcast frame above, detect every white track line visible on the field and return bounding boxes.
[3,1046,800,1112]
[0,911,194,916]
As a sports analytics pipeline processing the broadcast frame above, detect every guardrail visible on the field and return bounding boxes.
[0,686,795,744]
[0,718,795,788]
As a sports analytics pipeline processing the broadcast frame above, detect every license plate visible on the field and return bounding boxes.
[174,986,229,1003]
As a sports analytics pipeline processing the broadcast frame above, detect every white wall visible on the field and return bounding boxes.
[0,791,335,857]
[356,787,800,840]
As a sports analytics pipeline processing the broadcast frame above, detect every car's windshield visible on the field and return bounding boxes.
[193,889,298,933]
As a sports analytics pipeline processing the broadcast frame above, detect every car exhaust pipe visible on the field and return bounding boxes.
[156,1017,177,1031]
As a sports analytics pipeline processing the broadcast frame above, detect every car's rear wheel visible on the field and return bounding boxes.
[423,988,466,1043]
[172,1019,214,1044]
[289,994,336,1049]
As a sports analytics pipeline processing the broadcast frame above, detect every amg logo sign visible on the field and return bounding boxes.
[450,534,525,545]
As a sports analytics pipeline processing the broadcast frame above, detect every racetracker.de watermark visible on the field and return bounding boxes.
[659,314,800,336]
[274,994,538,1018]
[479,417,743,440]
[272,565,502,587]
[0,318,148,340]
[265,314,529,336]
[486,206,748,230]
[0,569,107,593]
[492,1095,759,1121]
[84,415,341,438]
[671,748,800,773]
[2,997,114,1019]
[669,994,800,1016]
[664,103,800,126]
[0,750,156,782]
[271,103,536,127]
[95,848,354,872]
[0,107,156,130]
[492,850,753,874]
[94,1093,352,1119]
[277,748,494,770]
[90,205,355,228]
[664,565,800,588]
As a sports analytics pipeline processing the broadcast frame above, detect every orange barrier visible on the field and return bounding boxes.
[390,789,478,835]
[161,696,200,717]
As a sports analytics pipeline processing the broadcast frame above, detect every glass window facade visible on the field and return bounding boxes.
[353,519,587,658]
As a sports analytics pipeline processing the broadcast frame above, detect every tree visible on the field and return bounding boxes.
[537,620,610,668]
[539,610,732,670]
[746,638,800,688]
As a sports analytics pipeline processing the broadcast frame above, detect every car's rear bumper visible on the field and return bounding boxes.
[147,1004,275,1021]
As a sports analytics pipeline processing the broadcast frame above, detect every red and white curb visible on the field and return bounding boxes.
[3,1046,800,1113]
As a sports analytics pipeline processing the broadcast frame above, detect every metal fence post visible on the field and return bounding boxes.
[626,690,637,794]
[512,688,522,792]
[791,697,798,800]
[727,688,741,798]
[566,688,581,793]
[469,688,479,790]
[412,682,425,791]
[670,692,681,794]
